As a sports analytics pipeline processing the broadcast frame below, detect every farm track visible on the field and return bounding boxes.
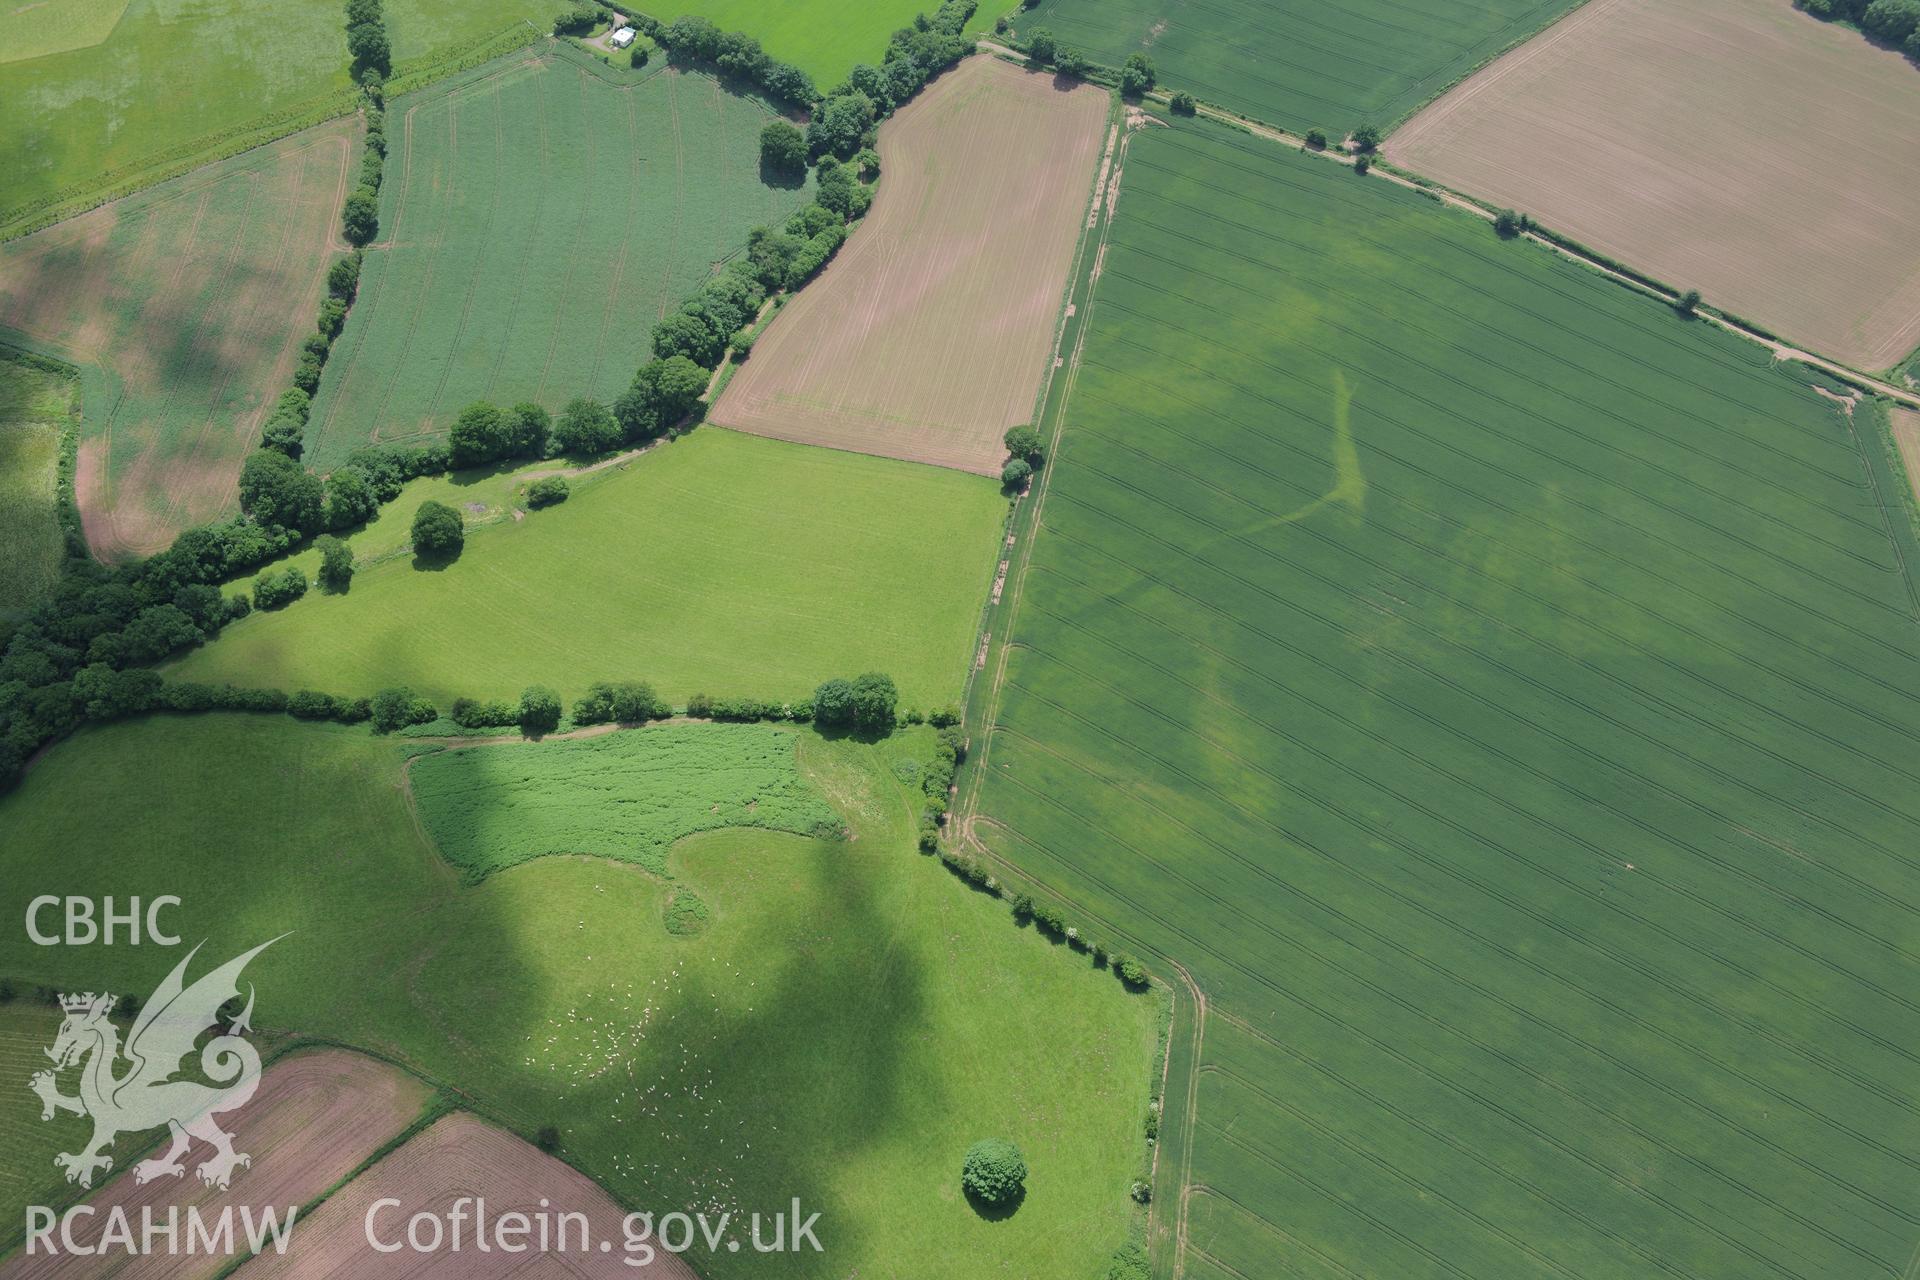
[954,104,1920,1280]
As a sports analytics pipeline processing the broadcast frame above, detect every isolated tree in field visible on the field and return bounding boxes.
[525,476,569,508]
[1026,27,1055,65]
[518,685,563,734]
[1493,208,1523,238]
[1003,425,1044,463]
[1677,288,1702,315]
[1120,52,1156,97]
[1304,127,1327,149]
[449,401,512,468]
[342,186,379,244]
[961,1139,1027,1207]
[1169,90,1196,115]
[760,120,808,174]
[554,397,622,454]
[812,677,856,728]
[850,671,898,733]
[1353,153,1372,176]
[1350,124,1381,152]
[411,500,464,557]
[238,449,324,532]
[1002,458,1033,489]
[315,535,354,591]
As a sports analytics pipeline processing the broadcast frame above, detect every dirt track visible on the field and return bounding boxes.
[1385,0,1920,370]
[236,1112,697,1278]
[0,1050,429,1280]
[712,55,1108,476]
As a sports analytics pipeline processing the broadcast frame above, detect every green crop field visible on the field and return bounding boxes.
[413,722,843,879]
[973,117,1920,1280]
[303,44,809,470]
[0,0,563,238]
[1005,0,1578,135]
[650,0,1019,90]
[169,429,1006,711]
[0,354,73,613]
[0,713,1159,1278]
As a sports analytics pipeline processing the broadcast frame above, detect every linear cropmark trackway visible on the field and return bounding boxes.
[969,114,1920,1280]
[304,44,809,470]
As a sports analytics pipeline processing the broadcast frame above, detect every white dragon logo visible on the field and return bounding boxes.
[29,939,277,1191]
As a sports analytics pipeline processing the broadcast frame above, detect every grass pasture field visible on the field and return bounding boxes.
[1385,0,1920,370]
[646,0,1020,91]
[0,119,358,561]
[0,354,74,612]
[169,430,1005,711]
[412,723,842,879]
[0,1050,433,1272]
[0,0,561,239]
[1003,0,1579,136]
[972,115,1920,1279]
[714,56,1108,476]
[304,44,809,470]
[0,714,1158,1280]
[241,1112,698,1279]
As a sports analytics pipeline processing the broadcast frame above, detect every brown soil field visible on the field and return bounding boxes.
[1384,0,1920,370]
[712,55,1108,475]
[0,117,357,560]
[0,1049,430,1280]
[1890,406,1920,505]
[237,1112,696,1278]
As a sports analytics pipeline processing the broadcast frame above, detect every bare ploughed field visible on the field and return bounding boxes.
[1890,407,1920,504]
[713,55,1108,474]
[0,118,356,560]
[1,1049,429,1280]
[1385,0,1920,370]
[238,1112,695,1278]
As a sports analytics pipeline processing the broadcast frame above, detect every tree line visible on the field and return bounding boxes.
[1801,0,1920,59]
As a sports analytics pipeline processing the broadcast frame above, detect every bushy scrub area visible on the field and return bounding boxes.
[975,115,1920,1280]
[643,0,1013,87]
[411,722,843,878]
[0,0,561,239]
[1004,0,1579,134]
[0,713,1159,1280]
[168,430,1004,710]
[0,354,77,613]
[303,42,810,468]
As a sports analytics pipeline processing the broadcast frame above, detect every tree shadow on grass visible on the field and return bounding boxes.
[964,1184,1026,1222]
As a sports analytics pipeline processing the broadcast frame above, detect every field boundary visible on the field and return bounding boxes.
[976,37,1920,413]
[0,20,544,243]
[947,91,1207,1280]
[0,337,87,564]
